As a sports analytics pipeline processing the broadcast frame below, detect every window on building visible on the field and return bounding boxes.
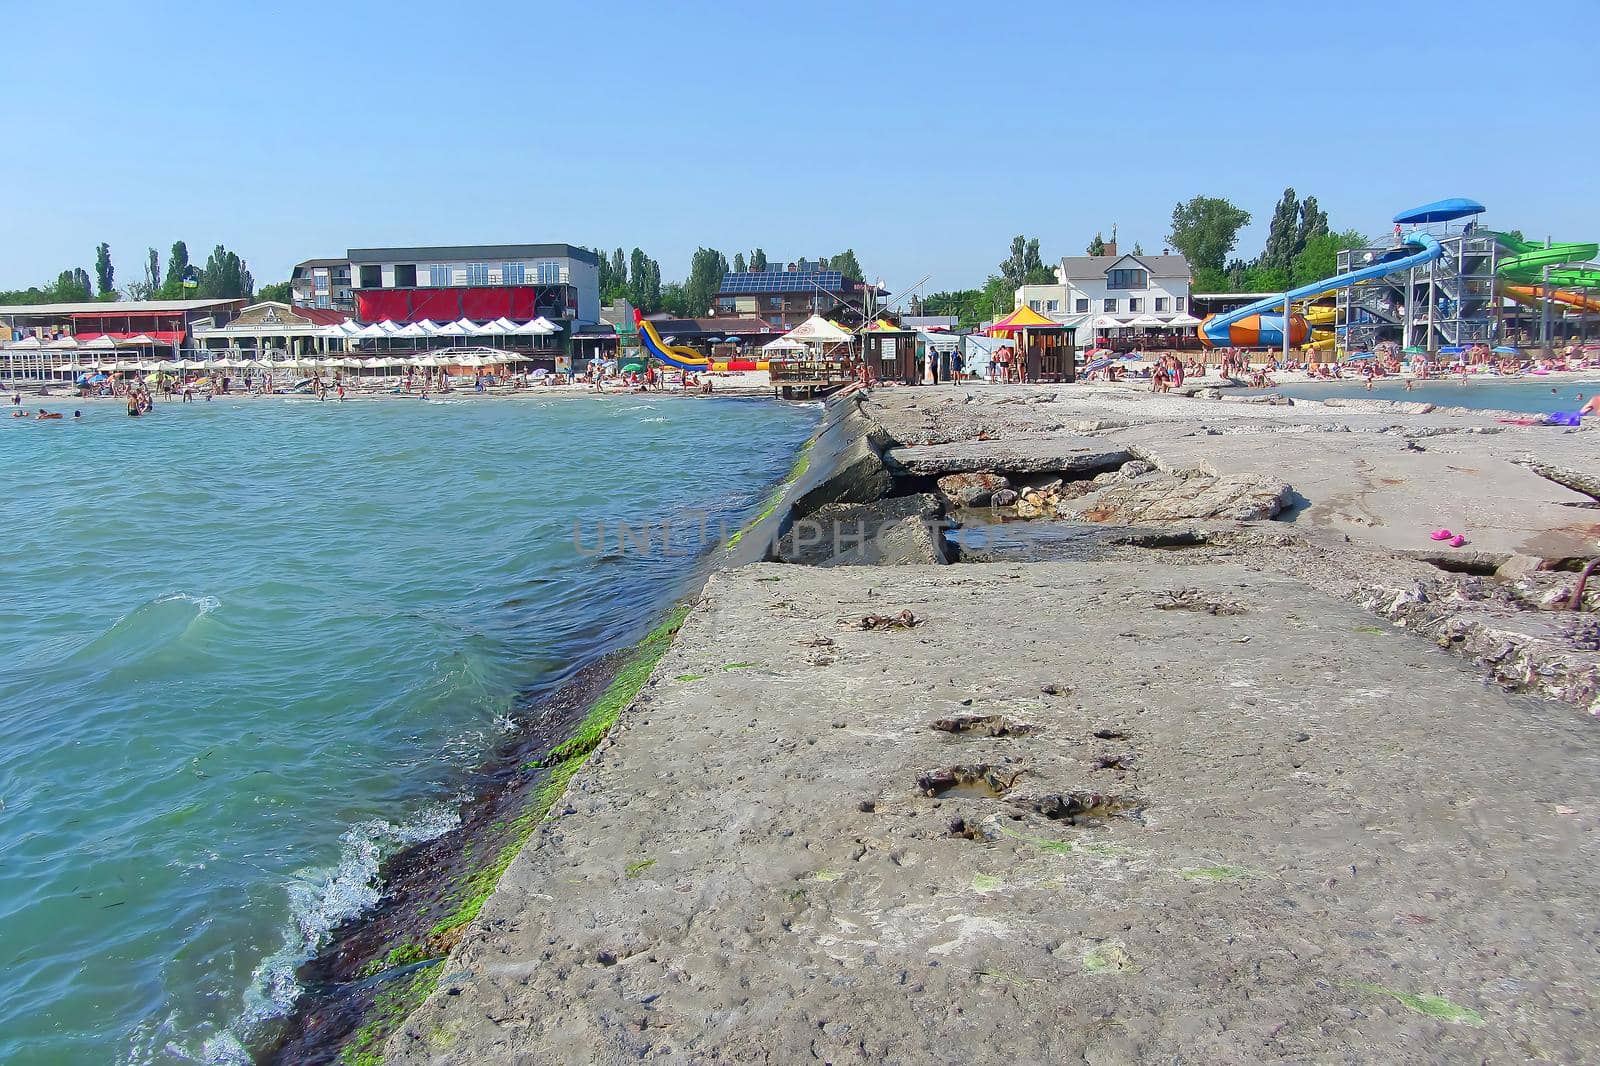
[1129,298,1143,312]
[313,271,329,293]
[394,264,417,287]
[1175,296,1186,311]
[359,265,382,288]
[466,263,491,286]
[1103,298,1117,313]
[1075,298,1089,313]
[314,295,331,309]
[502,262,526,285]
[717,297,735,312]
[1107,268,1147,289]
[1155,297,1168,312]
[1046,299,1059,312]
[1029,300,1041,312]
[428,264,454,286]
[533,261,562,285]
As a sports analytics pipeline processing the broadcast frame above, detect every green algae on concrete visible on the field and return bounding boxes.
[1348,981,1487,1025]
[435,604,691,943]
[337,961,444,1066]
[725,438,815,551]
[1180,864,1261,883]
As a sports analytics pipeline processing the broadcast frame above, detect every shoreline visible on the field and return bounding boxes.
[254,402,837,1062]
[369,382,1600,1062]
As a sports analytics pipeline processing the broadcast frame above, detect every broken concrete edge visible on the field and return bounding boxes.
[723,388,899,567]
[346,402,875,1059]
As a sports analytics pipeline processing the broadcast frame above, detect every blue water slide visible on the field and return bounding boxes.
[1200,233,1443,346]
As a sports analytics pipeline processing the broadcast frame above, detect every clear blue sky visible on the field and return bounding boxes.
[2,0,1595,296]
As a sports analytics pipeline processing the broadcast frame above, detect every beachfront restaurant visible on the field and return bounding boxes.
[193,301,353,358]
[1,298,245,383]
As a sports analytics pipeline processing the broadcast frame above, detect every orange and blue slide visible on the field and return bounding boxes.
[632,310,769,372]
[634,310,711,371]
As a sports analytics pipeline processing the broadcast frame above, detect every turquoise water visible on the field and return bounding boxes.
[0,394,817,1064]
[1271,378,1598,415]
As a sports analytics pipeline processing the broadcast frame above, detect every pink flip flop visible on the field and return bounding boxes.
[1429,529,1453,541]
[1449,534,1467,548]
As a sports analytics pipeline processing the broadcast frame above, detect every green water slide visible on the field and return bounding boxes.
[1489,231,1600,287]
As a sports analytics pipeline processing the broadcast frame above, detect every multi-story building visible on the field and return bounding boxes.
[715,261,883,330]
[290,258,355,312]
[291,243,600,327]
[1015,248,1192,333]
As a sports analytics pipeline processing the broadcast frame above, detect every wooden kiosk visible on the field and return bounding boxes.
[987,305,1075,382]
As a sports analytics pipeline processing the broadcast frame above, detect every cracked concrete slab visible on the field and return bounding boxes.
[389,561,1600,1065]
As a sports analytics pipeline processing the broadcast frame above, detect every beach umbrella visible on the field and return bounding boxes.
[1165,313,1203,328]
[1492,346,1519,355]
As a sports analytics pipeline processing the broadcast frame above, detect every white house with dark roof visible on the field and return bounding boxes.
[1016,247,1192,334]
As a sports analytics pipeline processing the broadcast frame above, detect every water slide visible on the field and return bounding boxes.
[634,310,711,371]
[631,311,770,373]
[1200,232,1443,347]
[1489,232,1600,314]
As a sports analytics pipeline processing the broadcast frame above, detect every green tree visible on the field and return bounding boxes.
[256,280,293,304]
[684,247,729,317]
[162,240,190,296]
[1131,241,1144,256]
[920,288,989,328]
[1166,196,1251,274]
[1086,232,1107,256]
[1258,187,1302,277]
[658,281,692,317]
[999,236,1045,288]
[55,268,93,302]
[125,246,161,300]
[196,244,254,299]
[980,275,1014,320]
[733,252,746,273]
[1290,228,1368,287]
[826,249,863,281]
[628,248,661,311]
[1296,196,1329,254]
[750,248,768,272]
[1191,265,1230,293]
[1239,264,1290,293]
[94,243,115,298]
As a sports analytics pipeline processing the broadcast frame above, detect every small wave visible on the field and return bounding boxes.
[620,404,653,412]
[35,591,222,680]
[236,805,460,1033]
[639,416,669,424]
[153,591,221,615]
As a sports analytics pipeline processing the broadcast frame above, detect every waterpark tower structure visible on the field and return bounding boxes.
[1334,199,1497,355]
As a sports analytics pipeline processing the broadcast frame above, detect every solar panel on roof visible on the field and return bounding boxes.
[718,271,844,294]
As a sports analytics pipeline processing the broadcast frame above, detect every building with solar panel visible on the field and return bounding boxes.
[715,260,884,330]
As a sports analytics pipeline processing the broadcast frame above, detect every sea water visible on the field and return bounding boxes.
[0,394,818,1064]
[1269,377,1598,415]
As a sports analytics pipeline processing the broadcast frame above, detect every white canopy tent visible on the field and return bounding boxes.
[783,315,852,343]
[1128,314,1166,328]
[353,323,389,340]
[1165,312,1203,328]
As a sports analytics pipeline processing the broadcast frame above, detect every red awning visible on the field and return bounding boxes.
[75,331,185,344]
